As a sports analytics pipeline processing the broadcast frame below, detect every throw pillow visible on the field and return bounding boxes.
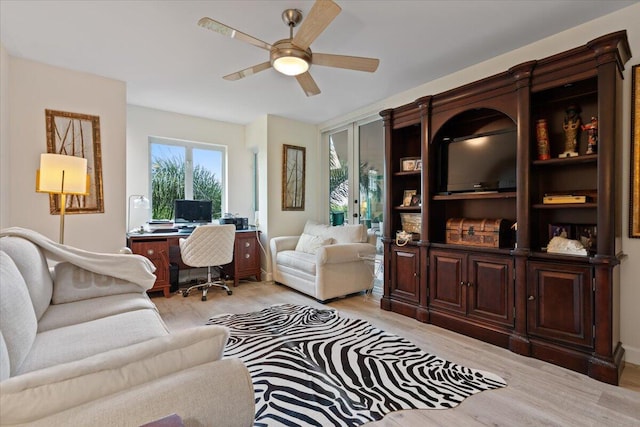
[295,233,333,254]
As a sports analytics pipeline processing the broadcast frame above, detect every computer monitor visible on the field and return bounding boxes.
[173,199,213,225]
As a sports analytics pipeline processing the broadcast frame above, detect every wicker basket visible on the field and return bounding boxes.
[400,213,421,237]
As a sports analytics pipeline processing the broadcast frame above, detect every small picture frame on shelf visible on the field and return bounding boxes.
[402,189,417,207]
[415,160,422,171]
[409,194,421,207]
[400,157,419,172]
[548,224,573,242]
[576,224,597,252]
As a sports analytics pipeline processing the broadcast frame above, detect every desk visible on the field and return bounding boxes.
[127,229,262,297]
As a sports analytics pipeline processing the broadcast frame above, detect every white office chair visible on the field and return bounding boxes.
[179,224,236,301]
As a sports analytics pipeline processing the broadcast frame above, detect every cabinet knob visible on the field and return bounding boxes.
[467,282,473,287]
[460,281,465,286]
[147,249,154,256]
[528,295,535,301]
[245,254,250,259]
[245,242,250,248]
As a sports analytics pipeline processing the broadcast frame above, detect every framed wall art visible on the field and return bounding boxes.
[282,144,306,211]
[45,109,104,214]
[631,64,640,238]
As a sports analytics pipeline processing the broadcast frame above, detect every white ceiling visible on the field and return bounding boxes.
[1,1,635,125]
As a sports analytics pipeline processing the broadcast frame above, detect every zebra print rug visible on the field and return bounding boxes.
[207,304,506,427]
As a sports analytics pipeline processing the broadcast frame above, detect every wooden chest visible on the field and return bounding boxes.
[445,218,511,248]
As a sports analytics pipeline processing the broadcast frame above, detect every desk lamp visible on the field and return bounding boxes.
[36,153,89,244]
[128,195,150,233]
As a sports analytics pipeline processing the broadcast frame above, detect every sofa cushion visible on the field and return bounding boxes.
[0,237,53,320]
[302,220,367,244]
[0,251,38,376]
[52,262,149,304]
[276,250,317,276]
[0,326,231,425]
[38,293,158,332]
[295,233,333,254]
[17,308,169,375]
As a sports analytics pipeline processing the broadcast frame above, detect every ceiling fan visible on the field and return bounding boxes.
[198,0,379,97]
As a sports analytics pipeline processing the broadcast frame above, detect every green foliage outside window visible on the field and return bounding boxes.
[151,155,222,220]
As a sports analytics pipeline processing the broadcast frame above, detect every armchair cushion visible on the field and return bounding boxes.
[295,233,333,254]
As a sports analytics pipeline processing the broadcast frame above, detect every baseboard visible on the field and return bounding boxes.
[623,343,640,365]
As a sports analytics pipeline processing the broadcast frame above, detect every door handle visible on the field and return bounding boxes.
[528,295,535,301]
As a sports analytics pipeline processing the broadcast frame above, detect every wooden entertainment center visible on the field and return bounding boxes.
[380,31,631,384]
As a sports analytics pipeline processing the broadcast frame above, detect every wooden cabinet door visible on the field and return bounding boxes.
[429,249,466,314]
[467,254,514,327]
[234,232,261,281]
[389,245,420,304]
[527,261,593,348]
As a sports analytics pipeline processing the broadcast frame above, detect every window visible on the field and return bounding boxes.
[149,137,225,221]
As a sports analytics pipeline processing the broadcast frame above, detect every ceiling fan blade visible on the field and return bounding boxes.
[198,17,272,51]
[223,62,272,81]
[292,0,341,50]
[312,53,379,72]
[295,72,321,97]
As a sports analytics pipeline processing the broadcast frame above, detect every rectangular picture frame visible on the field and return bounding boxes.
[282,144,306,211]
[402,189,417,207]
[575,224,597,252]
[400,157,419,172]
[630,64,640,237]
[548,223,572,243]
[45,109,104,214]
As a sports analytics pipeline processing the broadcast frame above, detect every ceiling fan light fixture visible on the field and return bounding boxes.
[273,56,309,76]
[270,40,311,76]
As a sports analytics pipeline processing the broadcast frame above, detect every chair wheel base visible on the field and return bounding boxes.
[227,290,233,295]
[182,291,189,297]
[202,296,207,301]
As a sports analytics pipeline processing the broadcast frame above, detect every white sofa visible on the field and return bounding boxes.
[270,221,376,302]
[0,228,254,427]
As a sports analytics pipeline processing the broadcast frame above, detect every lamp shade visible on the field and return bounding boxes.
[36,153,89,195]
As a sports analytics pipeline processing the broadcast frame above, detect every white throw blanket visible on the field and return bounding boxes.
[0,227,157,290]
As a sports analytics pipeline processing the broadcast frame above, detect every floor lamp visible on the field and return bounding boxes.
[36,153,89,244]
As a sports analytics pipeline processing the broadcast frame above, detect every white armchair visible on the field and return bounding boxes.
[270,221,376,302]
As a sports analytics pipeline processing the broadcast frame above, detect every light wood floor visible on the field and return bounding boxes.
[152,280,640,426]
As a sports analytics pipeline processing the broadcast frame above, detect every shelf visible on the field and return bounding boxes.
[532,154,597,167]
[394,206,421,212]
[433,191,516,201]
[532,203,597,209]
[430,242,514,255]
[394,170,421,176]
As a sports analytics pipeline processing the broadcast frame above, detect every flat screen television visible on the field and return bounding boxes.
[173,199,213,224]
[440,128,517,193]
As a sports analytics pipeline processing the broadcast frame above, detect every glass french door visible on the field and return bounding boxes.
[325,118,384,230]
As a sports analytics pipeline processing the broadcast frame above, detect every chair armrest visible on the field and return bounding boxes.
[317,243,376,265]
[0,326,231,425]
[269,236,300,253]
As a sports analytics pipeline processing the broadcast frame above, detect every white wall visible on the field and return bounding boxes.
[0,43,10,229]
[6,58,126,252]
[126,105,250,220]
[265,115,320,240]
[320,3,640,365]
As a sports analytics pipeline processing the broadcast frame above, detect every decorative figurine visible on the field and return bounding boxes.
[582,116,598,155]
[536,119,551,160]
[559,104,581,158]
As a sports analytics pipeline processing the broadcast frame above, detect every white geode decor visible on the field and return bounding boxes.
[547,236,588,256]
